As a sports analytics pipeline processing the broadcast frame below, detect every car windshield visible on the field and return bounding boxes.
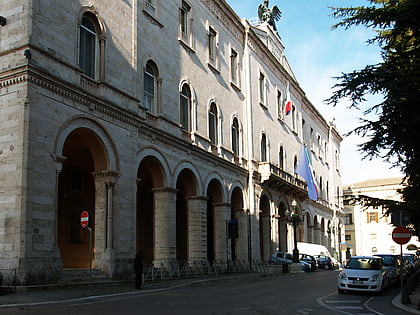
[379,256,395,266]
[346,258,381,270]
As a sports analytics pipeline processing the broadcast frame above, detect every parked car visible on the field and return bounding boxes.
[269,252,311,272]
[337,256,389,295]
[300,253,317,271]
[375,254,401,287]
[314,255,336,270]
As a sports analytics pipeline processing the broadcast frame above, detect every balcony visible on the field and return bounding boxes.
[258,162,308,200]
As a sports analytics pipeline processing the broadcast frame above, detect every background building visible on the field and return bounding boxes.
[343,177,419,257]
[0,0,344,284]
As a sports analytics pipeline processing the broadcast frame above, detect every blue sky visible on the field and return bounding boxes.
[226,0,403,185]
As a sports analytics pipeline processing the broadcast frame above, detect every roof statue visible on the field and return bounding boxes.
[258,0,281,32]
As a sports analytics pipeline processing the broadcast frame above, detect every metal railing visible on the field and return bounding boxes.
[143,260,269,283]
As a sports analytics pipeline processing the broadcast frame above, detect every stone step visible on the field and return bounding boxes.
[60,268,109,283]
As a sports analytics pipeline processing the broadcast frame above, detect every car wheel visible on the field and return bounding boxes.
[338,288,344,294]
[324,264,330,270]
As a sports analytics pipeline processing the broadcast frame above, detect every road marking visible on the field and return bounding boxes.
[296,308,314,314]
[325,300,362,304]
[335,306,365,310]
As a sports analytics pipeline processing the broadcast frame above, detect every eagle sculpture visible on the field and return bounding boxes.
[258,0,281,32]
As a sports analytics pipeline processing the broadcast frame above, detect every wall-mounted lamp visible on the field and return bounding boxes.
[0,16,6,26]
[24,49,32,59]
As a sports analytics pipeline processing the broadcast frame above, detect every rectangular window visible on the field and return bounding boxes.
[208,26,217,64]
[367,212,379,223]
[310,128,314,151]
[344,214,353,225]
[291,105,296,131]
[180,1,191,42]
[277,90,283,119]
[259,72,265,104]
[230,49,238,84]
[345,235,351,241]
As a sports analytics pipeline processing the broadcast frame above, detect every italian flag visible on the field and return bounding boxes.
[285,83,292,116]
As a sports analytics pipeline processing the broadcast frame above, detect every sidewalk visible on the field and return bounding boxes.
[393,283,420,315]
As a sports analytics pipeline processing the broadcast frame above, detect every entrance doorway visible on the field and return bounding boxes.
[57,128,105,268]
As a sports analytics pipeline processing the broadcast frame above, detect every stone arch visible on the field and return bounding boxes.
[173,161,203,193]
[206,178,225,262]
[175,168,198,261]
[277,200,288,252]
[259,193,271,261]
[313,215,321,244]
[54,116,118,171]
[56,124,115,268]
[137,147,170,186]
[136,155,166,264]
[229,186,245,261]
[305,211,314,243]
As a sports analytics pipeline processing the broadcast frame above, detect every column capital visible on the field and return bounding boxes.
[152,187,178,194]
[92,169,119,180]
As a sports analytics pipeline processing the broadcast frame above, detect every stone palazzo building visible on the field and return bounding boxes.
[0,0,344,284]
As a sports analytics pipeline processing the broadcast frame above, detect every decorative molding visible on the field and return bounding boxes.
[200,0,243,42]
[92,170,119,179]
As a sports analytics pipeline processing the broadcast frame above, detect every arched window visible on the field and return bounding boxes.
[231,117,239,155]
[180,84,191,131]
[209,102,218,144]
[78,8,105,81]
[144,61,157,113]
[279,146,284,169]
[261,133,267,162]
[79,15,97,78]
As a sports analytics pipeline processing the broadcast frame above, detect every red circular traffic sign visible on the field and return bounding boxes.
[80,211,89,228]
[392,226,411,244]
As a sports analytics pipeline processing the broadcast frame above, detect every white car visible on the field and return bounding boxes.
[337,256,389,295]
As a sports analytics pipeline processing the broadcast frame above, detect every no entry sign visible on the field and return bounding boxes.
[392,226,411,245]
[80,210,90,228]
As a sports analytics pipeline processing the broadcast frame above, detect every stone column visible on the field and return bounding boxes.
[260,214,271,261]
[307,224,314,243]
[51,154,66,267]
[235,209,249,261]
[187,196,208,262]
[314,226,321,244]
[92,170,118,275]
[153,188,177,265]
[213,203,231,262]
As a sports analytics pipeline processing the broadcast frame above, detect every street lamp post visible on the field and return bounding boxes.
[285,199,302,263]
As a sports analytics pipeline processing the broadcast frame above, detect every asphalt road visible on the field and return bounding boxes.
[0,270,409,315]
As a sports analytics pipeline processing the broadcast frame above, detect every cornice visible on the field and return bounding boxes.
[200,0,244,42]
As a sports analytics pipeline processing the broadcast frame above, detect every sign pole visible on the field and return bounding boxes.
[80,211,92,292]
[392,226,411,304]
[87,226,92,291]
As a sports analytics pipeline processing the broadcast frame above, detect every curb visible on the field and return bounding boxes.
[392,293,420,315]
